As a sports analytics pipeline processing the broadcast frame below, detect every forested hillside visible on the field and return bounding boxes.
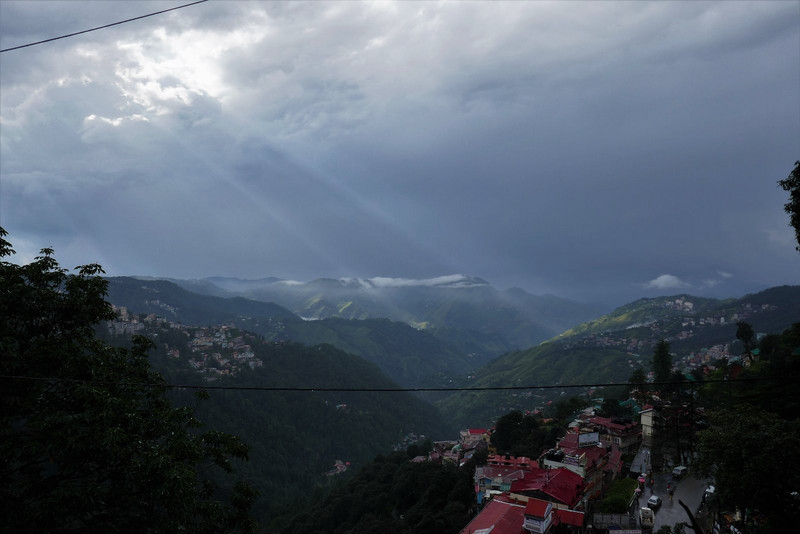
[237,316,490,388]
[104,320,451,526]
[107,277,498,387]
[437,286,800,429]
[153,274,604,349]
[107,276,298,325]
[272,450,477,534]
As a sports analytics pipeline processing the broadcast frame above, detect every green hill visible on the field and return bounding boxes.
[107,321,451,528]
[202,275,605,349]
[437,286,800,428]
[435,344,632,428]
[557,286,800,341]
[247,316,489,388]
[106,277,493,388]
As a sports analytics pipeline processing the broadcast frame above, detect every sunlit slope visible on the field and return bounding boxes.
[557,286,800,340]
[437,285,800,428]
[435,344,632,428]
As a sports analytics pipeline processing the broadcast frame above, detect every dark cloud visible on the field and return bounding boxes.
[1,1,798,307]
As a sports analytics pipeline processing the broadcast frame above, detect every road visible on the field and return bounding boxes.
[636,471,708,531]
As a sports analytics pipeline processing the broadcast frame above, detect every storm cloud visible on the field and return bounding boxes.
[1,0,798,306]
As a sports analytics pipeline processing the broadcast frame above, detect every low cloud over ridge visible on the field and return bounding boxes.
[643,274,692,291]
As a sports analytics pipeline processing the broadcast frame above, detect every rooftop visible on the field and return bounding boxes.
[509,467,584,507]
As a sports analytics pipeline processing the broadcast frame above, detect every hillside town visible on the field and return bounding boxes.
[435,410,711,534]
[107,305,264,378]
[566,297,776,351]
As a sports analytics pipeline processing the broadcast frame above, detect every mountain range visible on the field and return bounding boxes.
[109,275,800,426]
[107,276,800,428]
[138,274,605,349]
[103,275,800,525]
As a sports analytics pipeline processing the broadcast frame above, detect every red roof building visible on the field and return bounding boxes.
[554,508,585,528]
[459,494,527,534]
[540,432,623,500]
[509,467,585,508]
[523,499,553,533]
[487,454,535,470]
[459,495,585,534]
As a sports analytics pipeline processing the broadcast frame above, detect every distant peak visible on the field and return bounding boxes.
[343,274,491,289]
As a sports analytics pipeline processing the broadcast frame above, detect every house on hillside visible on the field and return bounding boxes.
[523,498,554,533]
[458,494,585,534]
[488,455,534,470]
[460,428,489,448]
[541,432,621,501]
[587,416,641,453]
[475,466,527,496]
[509,467,585,509]
[640,406,656,447]
[458,494,527,534]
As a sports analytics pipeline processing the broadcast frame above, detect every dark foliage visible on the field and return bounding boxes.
[105,319,452,527]
[696,405,800,533]
[276,451,476,534]
[0,229,256,533]
[651,339,672,387]
[778,160,800,252]
[695,323,800,532]
[490,410,558,458]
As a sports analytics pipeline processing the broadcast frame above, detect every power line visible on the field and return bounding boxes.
[0,374,783,393]
[0,0,209,53]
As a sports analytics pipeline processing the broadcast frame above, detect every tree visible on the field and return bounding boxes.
[595,477,637,513]
[629,367,647,398]
[778,160,800,252]
[0,228,257,533]
[736,321,756,364]
[552,396,587,422]
[695,405,800,532]
[651,339,673,389]
[597,397,628,419]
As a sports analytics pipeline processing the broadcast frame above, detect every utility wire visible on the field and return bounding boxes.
[0,374,784,393]
[0,0,209,53]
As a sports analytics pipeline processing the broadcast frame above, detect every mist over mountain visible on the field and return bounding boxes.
[106,276,510,388]
[160,274,605,350]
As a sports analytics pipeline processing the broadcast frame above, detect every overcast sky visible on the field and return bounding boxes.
[1,0,798,307]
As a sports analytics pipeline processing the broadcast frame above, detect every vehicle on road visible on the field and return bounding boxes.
[639,506,654,528]
[672,465,688,478]
[647,495,662,508]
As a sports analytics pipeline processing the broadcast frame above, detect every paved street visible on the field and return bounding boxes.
[635,471,708,531]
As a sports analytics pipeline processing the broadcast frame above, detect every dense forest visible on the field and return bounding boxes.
[106,324,451,526]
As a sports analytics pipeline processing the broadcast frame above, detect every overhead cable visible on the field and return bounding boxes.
[0,0,209,53]
[0,374,783,393]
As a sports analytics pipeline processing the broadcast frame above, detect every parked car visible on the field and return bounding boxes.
[647,495,662,508]
[672,465,688,478]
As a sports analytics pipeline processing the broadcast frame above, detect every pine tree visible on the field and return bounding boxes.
[651,339,673,388]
